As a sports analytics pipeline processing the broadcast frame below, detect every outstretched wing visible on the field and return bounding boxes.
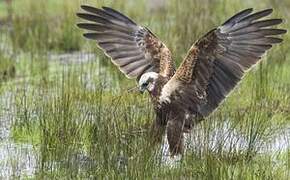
[77,5,175,79]
[160,8,286,117]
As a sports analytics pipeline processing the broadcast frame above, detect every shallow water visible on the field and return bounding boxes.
[160,121,290,167]
[0,52,289,178]
[0,92,37,177]
[1,88,289,178]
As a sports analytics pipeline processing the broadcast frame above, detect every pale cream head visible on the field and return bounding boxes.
[138,72,159,93]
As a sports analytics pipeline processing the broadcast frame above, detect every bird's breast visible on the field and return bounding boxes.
[149,76,169,108]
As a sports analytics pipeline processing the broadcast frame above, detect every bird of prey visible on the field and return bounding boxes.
[77,6,286,155]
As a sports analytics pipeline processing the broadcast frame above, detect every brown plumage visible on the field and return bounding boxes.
[77,6,287,155]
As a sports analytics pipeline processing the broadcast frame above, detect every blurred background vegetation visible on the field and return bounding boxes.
[0,0,289,179]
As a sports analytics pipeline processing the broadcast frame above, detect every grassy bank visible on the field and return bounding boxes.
[0,0,289,179]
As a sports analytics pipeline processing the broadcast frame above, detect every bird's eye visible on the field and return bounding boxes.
[143,82,149,87]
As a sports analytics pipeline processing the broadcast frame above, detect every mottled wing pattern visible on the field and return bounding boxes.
[161,8,286,117]
[77,6,175,79]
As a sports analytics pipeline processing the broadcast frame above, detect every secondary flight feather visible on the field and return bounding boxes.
[77,6,286,155]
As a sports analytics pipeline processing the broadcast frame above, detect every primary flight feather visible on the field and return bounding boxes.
[77,6,286,155]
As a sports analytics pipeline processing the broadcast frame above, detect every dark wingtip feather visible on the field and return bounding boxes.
[259,8,274,17]
[101,6,137,25]
[76,13,89,19]
[239,8,273,23]
[77,23,94,29]
[263,8,274,14]
[102,6,112,10]
[267,37,284,44]
[271,18,283,25]
[244,8,254,13]
[76,13,108,24]
[77,23,102,31]
[246,8,254,11]
[282,28,288,34]
[277,18,283,23]
[76,23,82,28]
[239,8,254,14]
[222,8,253,26]
[102,6,119,12]
[255,8,274,17]
[279,29,287,34]
[83,33,96,40]
[81,5,99,12]
[76,13,82,18]
[80,5,89,10]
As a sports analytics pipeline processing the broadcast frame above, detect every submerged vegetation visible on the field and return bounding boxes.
[0,0,289,179]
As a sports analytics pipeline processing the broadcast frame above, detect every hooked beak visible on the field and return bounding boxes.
[139,86,146,94]
[127,86,146,94]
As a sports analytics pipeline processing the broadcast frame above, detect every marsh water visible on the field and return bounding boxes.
[0,0,290,178]
[0,52,289,177]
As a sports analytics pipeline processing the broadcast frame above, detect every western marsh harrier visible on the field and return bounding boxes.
[77,6,286,155]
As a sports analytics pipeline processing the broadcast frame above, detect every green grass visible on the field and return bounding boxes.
[0,0,289,179]
[0,53,15,83]
[0,1,9,18]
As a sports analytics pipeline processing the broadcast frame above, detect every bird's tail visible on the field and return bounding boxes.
[166,119,184,156]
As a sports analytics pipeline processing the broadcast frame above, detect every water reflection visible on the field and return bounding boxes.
[0,55,289,178]
[0,92,37,177]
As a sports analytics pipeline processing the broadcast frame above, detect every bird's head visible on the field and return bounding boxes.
[138,72,159,93]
